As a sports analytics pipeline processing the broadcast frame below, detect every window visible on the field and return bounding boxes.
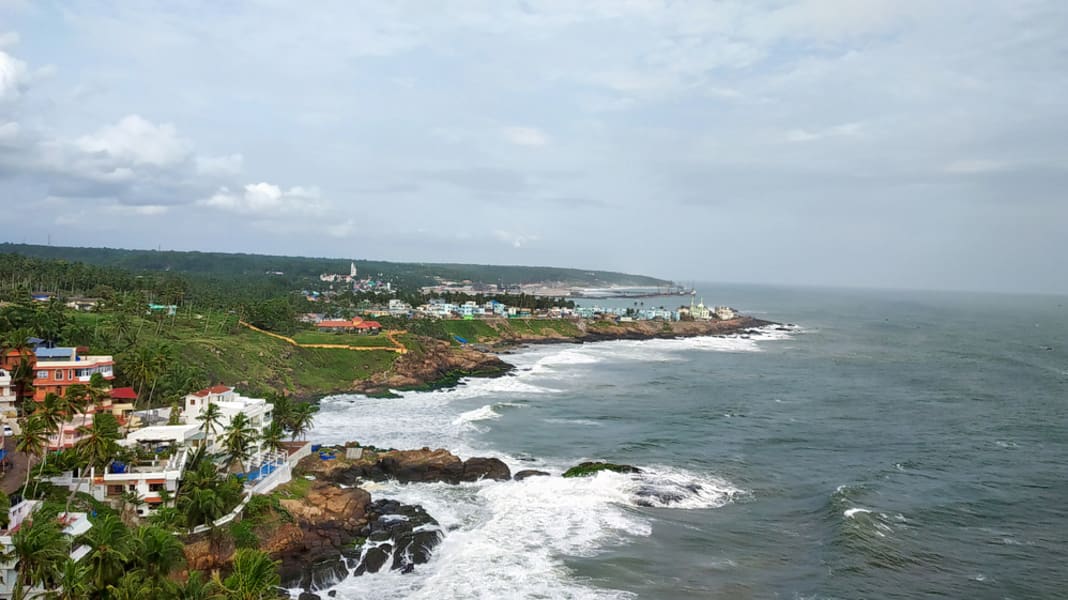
[107,485,123,496]
[149,483,164,492]
[36,371,48,379]
[54,371,63,381]
[128,484,136,491]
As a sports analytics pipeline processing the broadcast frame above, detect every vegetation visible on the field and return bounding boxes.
[1,242,669,289]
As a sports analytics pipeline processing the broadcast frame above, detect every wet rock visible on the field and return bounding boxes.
[349,499,444,577]
[319,448,509,485]
[461,456,511,481]
[514,469,550,480]
[298,593,321,600]
[562,461,642,478]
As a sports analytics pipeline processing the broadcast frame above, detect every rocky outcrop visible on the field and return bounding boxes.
[180,483,373,589]
[308,448,511,485]
[350,499,443,576]
[514,469,550,481]
[353,338,513,395]
[273,484,372,588]
[562,461,642,478]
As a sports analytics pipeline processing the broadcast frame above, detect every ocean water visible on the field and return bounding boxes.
[309,285,1068,599]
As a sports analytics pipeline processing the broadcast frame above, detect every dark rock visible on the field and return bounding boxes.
[562,461,642,478]
[360,544,392,574]
[514,469,550,481]
[461,457,511,481]
[298,593,321,600]
[349,499,444,577]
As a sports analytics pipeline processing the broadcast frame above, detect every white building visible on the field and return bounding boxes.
[714,306,737,320]
[183,385,274,460]
[0,500,92,599]
[0,369,16,418]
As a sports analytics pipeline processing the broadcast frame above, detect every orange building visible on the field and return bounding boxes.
[30,346,115,402]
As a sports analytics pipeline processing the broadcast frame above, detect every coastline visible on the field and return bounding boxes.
[345,316,780,397]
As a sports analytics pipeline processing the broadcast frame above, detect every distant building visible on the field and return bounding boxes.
[315,317,381,334]
[714,306,737,320]
[65,297,100,312]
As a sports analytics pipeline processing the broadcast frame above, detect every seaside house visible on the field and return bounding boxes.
[315,317,382,334]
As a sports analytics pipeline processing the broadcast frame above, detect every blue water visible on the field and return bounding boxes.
[312,285,1068,599]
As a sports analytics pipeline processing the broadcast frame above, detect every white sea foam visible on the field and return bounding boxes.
[844,507,872,518]
[307,328,784,599]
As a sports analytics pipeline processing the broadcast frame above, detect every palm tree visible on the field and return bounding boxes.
[52,558,92,600]
[36,394,63,450]
[288,403,318,442]
[265,394,292,431]
[176,570,223,600]
[198,402,224,446]
[118,490,145,525]
[79,513,134,594]
[132,524,186,584]
[213,548,281,600]
[222,413,257,471]
[67,416,121,513]
[259,421,285,456]
[2,515,67,600]
[14,415,48,495]
[105,571,156,600]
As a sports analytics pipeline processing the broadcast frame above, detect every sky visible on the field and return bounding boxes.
[1,1,1066,294]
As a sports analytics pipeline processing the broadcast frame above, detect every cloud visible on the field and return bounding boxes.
[0,32,18,48]
[0,121,17,144]
[942,159,1010,174]
[493,230,539,248]
[202,182,324,215]
[502,126,549,147]
[0,49,28,100]
[784,122,864,143]
[74,115,192,167]
[196,153,244,177]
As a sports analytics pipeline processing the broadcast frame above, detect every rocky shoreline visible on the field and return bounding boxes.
[348,316,779,396]
[205,447,647,598]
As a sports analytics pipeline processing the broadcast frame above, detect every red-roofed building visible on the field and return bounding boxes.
[355,321,381,334]
[109,387,138,401]
[313,318,365,330]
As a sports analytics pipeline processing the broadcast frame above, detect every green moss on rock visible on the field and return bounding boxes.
[562,461,642,478]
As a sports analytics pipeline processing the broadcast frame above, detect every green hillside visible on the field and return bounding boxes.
[0,243,670,289]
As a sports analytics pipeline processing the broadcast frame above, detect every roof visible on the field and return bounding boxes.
[35,347,77,360]
[355,321,381,329]
[316,317,364,328]
[110,387,138,400]
[191,384,234,397]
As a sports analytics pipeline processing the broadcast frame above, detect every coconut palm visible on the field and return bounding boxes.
[222,413,258,471]
[198,401,224,444]
[67,415,121,512]
[175,570,223,600]
[213,548,281,600]
[259,421,285,456]
[79,513,135,594]
[52,558,92,600]
[132,524,186,584]
[105,571,156,600]
[118,490,145,525]
[287,403,318,442]
[2,515,67,600]
[14,415,49,495]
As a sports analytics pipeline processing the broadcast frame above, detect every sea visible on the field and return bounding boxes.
[308,284,1068,599]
